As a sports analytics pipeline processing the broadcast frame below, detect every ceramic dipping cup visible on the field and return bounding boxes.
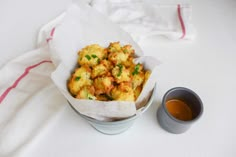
[157,87,203,134]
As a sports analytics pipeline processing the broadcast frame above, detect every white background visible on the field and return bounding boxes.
[0,0,236,156]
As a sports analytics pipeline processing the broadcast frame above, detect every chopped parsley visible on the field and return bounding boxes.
[85,55,91,60]
[87,94,94,100]
[123,49,128,53]
[117,64,123,77]
[74,76,81,81]
[132,63,140,75]
[91,54,97,58]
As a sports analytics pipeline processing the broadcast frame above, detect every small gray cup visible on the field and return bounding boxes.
[157,87,203,134]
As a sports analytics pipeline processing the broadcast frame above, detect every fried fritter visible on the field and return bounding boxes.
[91,60,113,78]
[130,63,144,75]
[111,64,131,83]
[108,51,129,65]
[132,72,145,90]
[76,85,96,100]
[107,42,122,53]
[108,42,129,65]
[68,66,92,96]
[78,44,107,67]
[111,82,135,101]
[123,57,135,68]
[122,44,134,56]
[94,76,114,95]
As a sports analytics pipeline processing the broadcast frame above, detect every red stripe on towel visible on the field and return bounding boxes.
[177,4,186,39]
[46,27,56,43]
[46,37,52,43]
[50,27,55,36]
[0,60,52,104]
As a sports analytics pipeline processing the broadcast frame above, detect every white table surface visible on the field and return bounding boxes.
[1,0,236,156]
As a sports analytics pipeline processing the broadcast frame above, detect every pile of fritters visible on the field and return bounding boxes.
[68,42,151,101]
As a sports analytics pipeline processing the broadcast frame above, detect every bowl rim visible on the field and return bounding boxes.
[69,83,157,124]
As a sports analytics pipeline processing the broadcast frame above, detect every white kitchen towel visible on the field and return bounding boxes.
[0,47,68,157]
[90,0,195,41]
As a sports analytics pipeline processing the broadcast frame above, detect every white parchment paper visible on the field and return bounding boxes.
[49,3,159,121]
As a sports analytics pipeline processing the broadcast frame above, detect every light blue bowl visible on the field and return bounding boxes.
[69,84,156,135]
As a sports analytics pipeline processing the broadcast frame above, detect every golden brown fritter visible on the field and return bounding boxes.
[123,57,135,68]
[78,44,107,67]
[76,85,96,100]
[91,60,113,78]
[132,72,145,90]
[122,44,134,57]
[94,76,114,95]
[108,42,130,65]
[68,66,93,96]
[108,51,129,65]
[111,64,131,83]
[111,82,135,101]
[108,42,122,53]
[130,63,144,75]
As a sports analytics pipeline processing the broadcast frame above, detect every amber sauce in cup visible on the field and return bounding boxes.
[166,99,193,121]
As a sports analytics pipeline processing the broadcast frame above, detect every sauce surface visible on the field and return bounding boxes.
[166,99,192,121]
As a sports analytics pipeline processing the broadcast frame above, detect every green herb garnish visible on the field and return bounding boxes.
[87,94,94,100]
[74,76,81,81]
[117,64,123,77]
[85,55,91,60]
[123,49,128,53]
[132,63,140,75]
[91,54,97,58]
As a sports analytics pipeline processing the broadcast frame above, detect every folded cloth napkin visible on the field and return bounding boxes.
[0,47,68,157]
[90,0,196,41]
